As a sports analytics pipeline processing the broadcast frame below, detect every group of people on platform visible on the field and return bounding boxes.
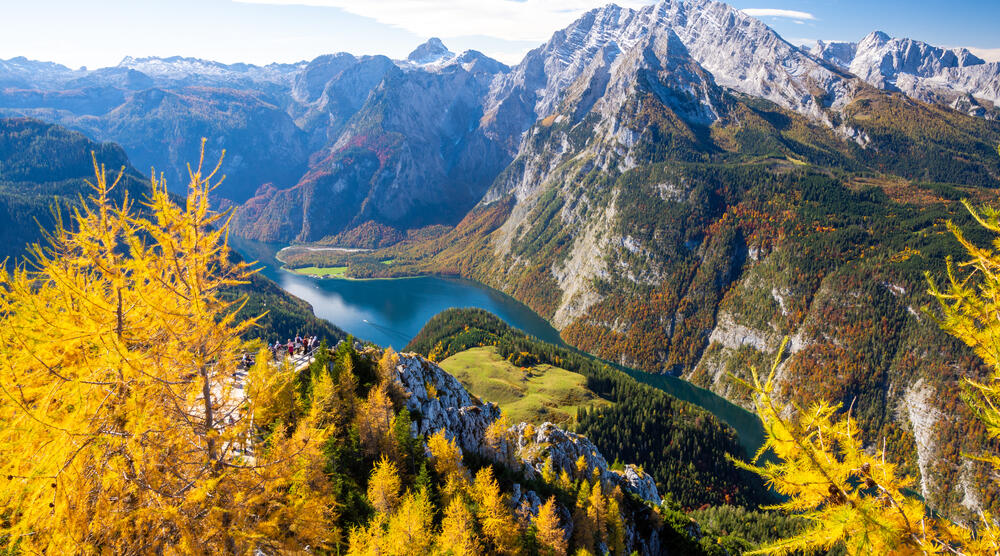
[272,334,320,359]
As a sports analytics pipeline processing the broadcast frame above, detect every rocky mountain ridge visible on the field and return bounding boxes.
[812,31,1000,118]
[3,0,999,242]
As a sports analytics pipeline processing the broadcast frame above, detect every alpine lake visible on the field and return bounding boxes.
[230,236,765,454]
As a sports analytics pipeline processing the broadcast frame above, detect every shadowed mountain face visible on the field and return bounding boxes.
[231,53,510,244]
[0,116,345,343]
[0,117,148,261]
[0,57,310,205]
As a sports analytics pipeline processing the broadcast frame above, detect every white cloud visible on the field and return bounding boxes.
[481,49,537,66]
[741,8,817,21]
[233,0,656,43]
[961,47,1000,62]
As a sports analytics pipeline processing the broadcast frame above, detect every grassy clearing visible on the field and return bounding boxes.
[438,346,611,426]
[290,266,348,278]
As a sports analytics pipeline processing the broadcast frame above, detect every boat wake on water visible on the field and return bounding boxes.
[361,319,411,344]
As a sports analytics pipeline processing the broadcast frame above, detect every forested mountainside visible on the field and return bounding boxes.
[0,117,147,259]
[406,308,770,510]
[273,0,1000,520]
[0,152,831,555]
[0,117,344,344]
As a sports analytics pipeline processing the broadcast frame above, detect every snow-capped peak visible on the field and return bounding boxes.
[808,30,998,116]
[406,38,455,66]
[115,55,305,85]
[852,31,984,83]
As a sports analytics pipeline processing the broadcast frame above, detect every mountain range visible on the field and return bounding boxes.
[248,0,1000,521]
[1,0,997,241]
[812,31,1000,117]
[4,0,1000,523]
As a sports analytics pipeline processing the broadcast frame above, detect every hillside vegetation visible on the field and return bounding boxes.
[407,308,770,509]
[438,346,611,426]
[0,118,345,345]
[284,92,1000,517]
[0,157,812,554]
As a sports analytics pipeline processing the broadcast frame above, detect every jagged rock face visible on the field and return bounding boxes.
[510,422,663,506]
[289,54,398,146]
[484,0,856,140]
[640,0,854,118]
[406,38,454,65]
[389,351,664,554]
[484,20,726,203]
[811,40,858,70]
[849,31,985,84]
[291,53,361,105]
[392,353,504,457]
[389,352,663,510]
[811,31,1000,117]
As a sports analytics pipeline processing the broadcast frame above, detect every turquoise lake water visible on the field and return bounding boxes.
[230,236,765,453]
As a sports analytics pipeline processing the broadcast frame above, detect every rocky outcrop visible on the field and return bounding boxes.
[387,351,665,553]
[511,421,663,505]
[903,378,944,500]
[391,352,662,504]
[392,352,503,458]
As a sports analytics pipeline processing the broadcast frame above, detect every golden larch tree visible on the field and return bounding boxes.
[385,488,435,555]
[368,455,403,515]
[437,497,482,555]
[427,428,471,505]
[357,381,396,456]
[472,467,521,555]
[534,496,568,556]
[0,146,337,554]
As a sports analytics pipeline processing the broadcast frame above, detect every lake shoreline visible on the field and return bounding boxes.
[230,236,765,455]
[281,264,427,282]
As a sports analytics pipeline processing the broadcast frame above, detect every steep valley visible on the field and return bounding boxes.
[5,0,1000,533]
[269,1,1000,519]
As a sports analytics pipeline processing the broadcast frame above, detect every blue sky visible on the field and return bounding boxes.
[1,0,997,69]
